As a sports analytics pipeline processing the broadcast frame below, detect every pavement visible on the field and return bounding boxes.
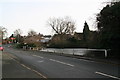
[2,52,44,79]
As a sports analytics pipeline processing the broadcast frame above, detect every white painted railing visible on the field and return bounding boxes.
[40,48,110,58]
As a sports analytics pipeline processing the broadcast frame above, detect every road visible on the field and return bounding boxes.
[2,45,120,79]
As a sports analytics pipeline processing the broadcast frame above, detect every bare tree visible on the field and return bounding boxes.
[14,29,22,36]
[14,29,23,43]
[104,0,120,5]
[47,16,76,35]
[28,29,37,36]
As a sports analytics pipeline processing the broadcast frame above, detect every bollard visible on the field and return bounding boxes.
[33,48,34,50]
[30,47,31,50]
[37,48,39,50]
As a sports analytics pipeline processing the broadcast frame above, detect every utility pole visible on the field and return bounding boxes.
[0,31,2,80]
[0,30,3,45]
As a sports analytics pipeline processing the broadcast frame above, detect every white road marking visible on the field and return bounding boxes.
[78,59,95,62]
[95,71,120,80]
[37,60,44,63]
[33,55,44,59]
[49,59,74,67]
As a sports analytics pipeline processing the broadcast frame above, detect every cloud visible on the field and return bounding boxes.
[0,0,104,3]
[0,0,107,36]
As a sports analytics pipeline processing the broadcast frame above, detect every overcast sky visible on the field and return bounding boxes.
[0,0,109,36]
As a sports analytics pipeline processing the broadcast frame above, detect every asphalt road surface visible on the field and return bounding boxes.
[2,45,120,79]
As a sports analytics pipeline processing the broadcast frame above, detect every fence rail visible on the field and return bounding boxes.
[40,48,110,58]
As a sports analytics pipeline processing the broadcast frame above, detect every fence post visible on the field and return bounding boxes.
[73,49,74,55]
[62,49,63,54]
[105,50,107,58]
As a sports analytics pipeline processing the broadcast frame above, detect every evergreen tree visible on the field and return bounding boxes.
[83,21,90,41]
[83,21,90,48]
[96,1,120,58]
[9,34,14,38]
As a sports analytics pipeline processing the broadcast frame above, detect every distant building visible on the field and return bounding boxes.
[40,35,52,43]
[23,34,52,47]
[74,32,83,40]
[23,34,43,47]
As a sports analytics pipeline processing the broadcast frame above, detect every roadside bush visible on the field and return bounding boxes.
[27,43,36,47]
[15,43,36,49]
[15,43,25,48]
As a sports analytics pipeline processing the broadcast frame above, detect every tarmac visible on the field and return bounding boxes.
[2,52,42,79]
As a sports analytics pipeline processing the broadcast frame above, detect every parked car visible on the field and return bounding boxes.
[0,46,4,51]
